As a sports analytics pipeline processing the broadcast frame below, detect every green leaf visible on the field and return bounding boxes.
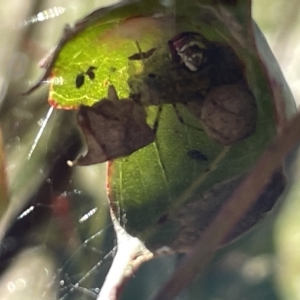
[28,0,296,253]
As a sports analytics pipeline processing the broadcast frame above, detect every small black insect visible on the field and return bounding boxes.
[187,150,208,161]
[75,73,85,88]
[85,66,97,80]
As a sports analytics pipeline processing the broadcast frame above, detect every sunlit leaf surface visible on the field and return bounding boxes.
[46,1,169,108]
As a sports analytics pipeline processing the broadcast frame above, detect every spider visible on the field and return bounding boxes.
[168,32,256,145]
[132,32,245,137]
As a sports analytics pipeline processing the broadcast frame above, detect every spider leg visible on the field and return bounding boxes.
[151,105,168,175]
[152,104,163,135]
[134,41,146,64]
[172,103,203,132]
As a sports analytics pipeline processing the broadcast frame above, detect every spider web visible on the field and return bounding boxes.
[7,185,117,300]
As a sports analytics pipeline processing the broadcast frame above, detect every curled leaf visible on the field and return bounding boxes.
[26,0,296,257]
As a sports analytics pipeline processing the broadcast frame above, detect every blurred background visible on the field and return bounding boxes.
[0,1,299,300]
[253,0,300,104]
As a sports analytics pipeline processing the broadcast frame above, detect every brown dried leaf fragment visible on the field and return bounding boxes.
[69,86,155,166]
